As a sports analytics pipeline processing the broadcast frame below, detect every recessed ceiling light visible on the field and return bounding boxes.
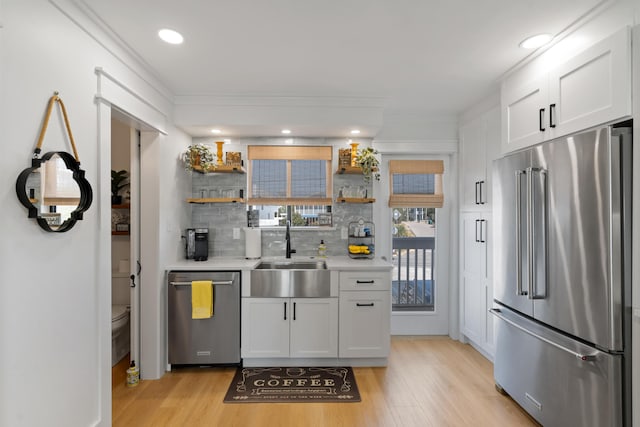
[281,129,291,134]
[210,129,222,134]
[519,33,552,49]
[158,29,184,45]
[350,129,361,135]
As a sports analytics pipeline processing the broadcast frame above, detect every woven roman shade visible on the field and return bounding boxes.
[388,160,444,208]
[247,146,332,205]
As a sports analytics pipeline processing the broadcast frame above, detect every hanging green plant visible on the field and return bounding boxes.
[355,147,380,183]
[182,144,216,172]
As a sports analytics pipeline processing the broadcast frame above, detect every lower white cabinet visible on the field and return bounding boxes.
[338,270,391,358]
[339,291,390,358]
[241,297,338,358]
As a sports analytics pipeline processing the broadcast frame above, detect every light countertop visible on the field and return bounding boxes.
[166,256,392,271]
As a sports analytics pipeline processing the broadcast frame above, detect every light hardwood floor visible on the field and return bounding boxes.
[112,336,539,427]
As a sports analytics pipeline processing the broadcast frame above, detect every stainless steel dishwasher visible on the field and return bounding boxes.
[168,270,240,366]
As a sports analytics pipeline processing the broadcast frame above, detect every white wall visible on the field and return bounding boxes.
[0,1,189,425]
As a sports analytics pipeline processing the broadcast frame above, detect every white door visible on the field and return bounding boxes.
[547,27,631,139]
[339,291,390,358]
[289,298,338,358]
[128,129,141,365]
[501,76,548,153]
[241,298,289,357]
[460,116,486,209]
[380,154,451,335]
[460,212,487,344]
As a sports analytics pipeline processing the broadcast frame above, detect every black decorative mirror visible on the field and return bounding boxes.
[16,93,92,232]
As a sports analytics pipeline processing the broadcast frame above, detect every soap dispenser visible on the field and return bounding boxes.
[318,240,327,258]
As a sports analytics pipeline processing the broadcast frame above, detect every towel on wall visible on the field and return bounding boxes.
[191,280,213,319]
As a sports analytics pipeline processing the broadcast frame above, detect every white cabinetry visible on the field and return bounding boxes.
[460,106,501,210]
[502,27,631,154]
[338,270,391,358]
[460,212,493,355]
[241,297,338,358]
[459,102,499,358]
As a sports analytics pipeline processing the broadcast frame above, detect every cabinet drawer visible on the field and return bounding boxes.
[339,270,390,291]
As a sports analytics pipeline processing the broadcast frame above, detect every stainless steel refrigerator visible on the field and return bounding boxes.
[491,121,632,426]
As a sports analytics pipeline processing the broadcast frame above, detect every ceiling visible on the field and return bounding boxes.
[80,0,603,138]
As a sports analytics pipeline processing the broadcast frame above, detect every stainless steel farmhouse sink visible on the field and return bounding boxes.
[251,260,330,297]
[255,260,327,270]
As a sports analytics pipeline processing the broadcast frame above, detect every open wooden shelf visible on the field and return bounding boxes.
[337,197,376,204]
[192,164,245,174]
[112,203,130,209]
[187,197,246,204]
[335,165,364,175]
[112,231,129,236]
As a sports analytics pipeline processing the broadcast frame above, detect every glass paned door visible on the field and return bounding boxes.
[392,208,436,312]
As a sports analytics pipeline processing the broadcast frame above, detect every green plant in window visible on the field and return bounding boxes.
[182,144,216,172]
[355,147,380,183]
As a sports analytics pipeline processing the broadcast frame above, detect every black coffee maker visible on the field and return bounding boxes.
[185,228,209,261]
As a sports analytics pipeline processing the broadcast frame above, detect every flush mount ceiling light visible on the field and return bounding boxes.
[519,33,552,49]
[281,129,291,134]
[158,28,184,45]
[350,129,361,135]
[210,129,222,134]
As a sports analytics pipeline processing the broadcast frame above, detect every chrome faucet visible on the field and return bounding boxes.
[285,220,296,258]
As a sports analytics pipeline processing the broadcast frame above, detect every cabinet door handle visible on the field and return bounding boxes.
[479,180,485,205]
[549,103,556,128]
[284,301,287,320]
[475,181,479,204]
[356,280,375,284]
[480,219,486,243]
[475,219,480,242]
[356,303,375,307]
[539,108,546,132]
[293,302,297,321]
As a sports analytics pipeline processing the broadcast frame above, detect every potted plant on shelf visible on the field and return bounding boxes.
[355,147,380,183]
[111,169,129,205]
[182,143,216,172]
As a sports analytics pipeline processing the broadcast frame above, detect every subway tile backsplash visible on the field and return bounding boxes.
[189,164,374,258]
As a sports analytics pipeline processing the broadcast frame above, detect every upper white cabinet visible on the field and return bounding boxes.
[460,106,501,211]
[502,27,631,154]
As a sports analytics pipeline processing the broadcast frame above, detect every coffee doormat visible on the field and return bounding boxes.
[223,367,361,403]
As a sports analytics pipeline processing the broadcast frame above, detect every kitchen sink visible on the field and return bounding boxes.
[251,260,331,297]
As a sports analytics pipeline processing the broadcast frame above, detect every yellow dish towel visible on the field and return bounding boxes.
[191,280,213,319]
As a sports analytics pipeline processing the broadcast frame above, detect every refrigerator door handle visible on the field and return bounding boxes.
[490,309,598,361]
[515,169,527,296]
[526,167,534,299]
[528,167,547,300]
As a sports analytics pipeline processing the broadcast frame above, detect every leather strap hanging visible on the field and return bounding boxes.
[15,91,93,232]
[34,91,81,163]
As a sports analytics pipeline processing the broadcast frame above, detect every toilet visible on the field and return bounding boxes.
[112,304,130,366]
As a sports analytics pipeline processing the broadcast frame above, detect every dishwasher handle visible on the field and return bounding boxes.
[170,280,234,287]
